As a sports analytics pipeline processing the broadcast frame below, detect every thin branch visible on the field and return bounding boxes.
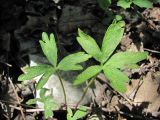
[144,48,160,54]
[9,104,91,113]
[0,99,37,109]
[8,77,26,120]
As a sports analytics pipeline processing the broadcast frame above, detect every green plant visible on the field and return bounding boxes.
[18,20,148,119]
[97,0,159,10]
[73,20,148,105]
[18,32,91,118]
[27,88,58,118]
[67,106,88,120]
[117,0,153,9]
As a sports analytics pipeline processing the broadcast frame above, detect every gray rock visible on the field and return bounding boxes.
[29,54,91,108]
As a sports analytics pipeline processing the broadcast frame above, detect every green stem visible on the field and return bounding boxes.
[56,71,67,105]
[75,76,96,109]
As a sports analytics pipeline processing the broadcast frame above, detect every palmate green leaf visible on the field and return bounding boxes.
[36,67,55,90]
[40,32,57,67]
[101,21,125,63]
[117,0,132,9]
[97,0,111,10]
[74,65,102,85]
[72,106,87,119]
[77,29,102,62]
[44,96,58,119]
[18,65,52,81]
[103,66,129,93]
[57,52,91,71]
[104,52,148,69]
[133,0,153,8]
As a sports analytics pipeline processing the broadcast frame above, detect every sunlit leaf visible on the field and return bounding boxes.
[67,107,73,120]
[122,63,139,69]
[77,29,102,62]
[44,96,58,118]
[72,106,88,119]
[104,52,148,68]
[74,65,102,85]
[18,65,52,81]
[45,108,53,119]
[133,0,153,8]
[103,66,129,93]
[101,21,125,63]
[115,15,123,21]
[36,68,55,90]
[40,32,57,67]
[117,0,132,9]
[58,52,91,71]
[110,78,127,93]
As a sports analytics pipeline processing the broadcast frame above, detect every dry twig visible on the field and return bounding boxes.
[8,77,26,120]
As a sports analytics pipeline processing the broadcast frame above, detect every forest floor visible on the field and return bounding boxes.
[0,0,160,120]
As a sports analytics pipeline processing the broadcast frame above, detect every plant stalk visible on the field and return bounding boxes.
[75,76,96,108]
[56,71,67,106]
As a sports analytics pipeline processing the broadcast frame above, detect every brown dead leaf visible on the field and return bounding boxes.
[133,72,160,113]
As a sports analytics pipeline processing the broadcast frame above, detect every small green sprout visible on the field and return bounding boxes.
[18,19,148,119]
[67,106,88,120]
[27,88,58,118]
[97,0,158,9]
[18,32,91,118]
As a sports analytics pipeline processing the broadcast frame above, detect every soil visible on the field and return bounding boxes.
[0,0,160,120]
